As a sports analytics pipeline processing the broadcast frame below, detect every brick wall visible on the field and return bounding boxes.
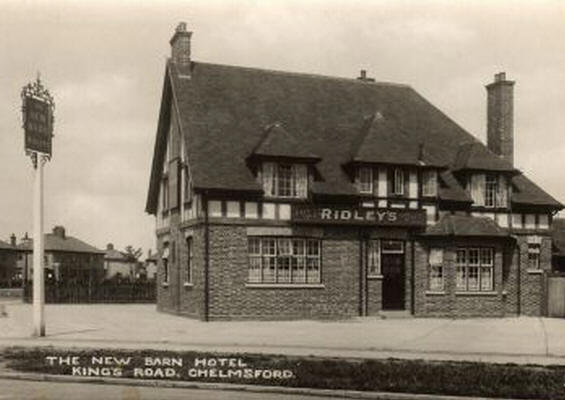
[207,225,361,320]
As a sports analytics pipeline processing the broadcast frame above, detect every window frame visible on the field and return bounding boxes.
[358,167,374,195]
[247,236,321,285]
[367,240,381,277]
[428,248,444,291]
[391,168,405,196]
[528,243,541,270]
[161,242,170,285]
[485,174,498,208]
[455,247,494,292]
[263,162,308,199]
[422,170,438,197]
[185,237,193,284]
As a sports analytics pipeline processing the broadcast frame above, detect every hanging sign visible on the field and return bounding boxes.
[21,76,55,157]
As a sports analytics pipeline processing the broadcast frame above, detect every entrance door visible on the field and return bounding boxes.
[381,241,405,310]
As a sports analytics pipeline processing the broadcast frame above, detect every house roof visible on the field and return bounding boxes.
[552,218,565,257]
[146,60,563,213]
[422,215,510,238]
[452,142,516,173]
[104,248,135,262]
[18,234,104,254]
[251,122,320,161]
[0,240,14,250]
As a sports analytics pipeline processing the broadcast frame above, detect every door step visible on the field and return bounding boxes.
[378,310,413,319]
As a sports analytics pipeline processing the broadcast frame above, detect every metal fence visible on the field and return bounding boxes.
[23,281,156,303]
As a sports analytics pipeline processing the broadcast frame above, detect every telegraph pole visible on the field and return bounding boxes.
[21,75,54,337]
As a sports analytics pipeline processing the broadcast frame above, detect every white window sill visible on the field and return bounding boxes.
[455,291,497,296]
[162,282,169,288]
[368,275,384,280]
[527,269,543,275]
[425,291,446,295]
[183,282,193,288]
[245,283,325,289]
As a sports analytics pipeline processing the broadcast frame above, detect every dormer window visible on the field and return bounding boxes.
[356,167,373,194]
[470,173,508,208]
[422,170,438,197]
[262,162,308,199]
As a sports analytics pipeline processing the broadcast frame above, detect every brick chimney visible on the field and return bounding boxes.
[52,226,66,239]
[170,22,192,70]
[486,72,515,165]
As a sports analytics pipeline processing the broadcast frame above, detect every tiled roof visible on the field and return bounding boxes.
[452,142,516,172]
[251,123,320,161]
[552,218,565,257]
[438,171,472,203]
[18,234,104,254]
[422,215,509,237]
[512,175,562,207]
[146,60,563,213]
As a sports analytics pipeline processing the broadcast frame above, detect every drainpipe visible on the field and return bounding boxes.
[517,240,521,316]
[411,238,415,315]
[358,229,365,316]
[203,191,210,322]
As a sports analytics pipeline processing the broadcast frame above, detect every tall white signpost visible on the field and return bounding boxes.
[21,75,54,337]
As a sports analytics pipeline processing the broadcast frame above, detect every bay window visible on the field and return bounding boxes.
[456,248,494,292]
[248,237,321,284]
[262,162,308,198]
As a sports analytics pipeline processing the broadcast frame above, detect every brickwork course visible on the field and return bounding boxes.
[146,24,563,321]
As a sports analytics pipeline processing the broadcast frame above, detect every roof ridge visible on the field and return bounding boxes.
[190,60,412,89]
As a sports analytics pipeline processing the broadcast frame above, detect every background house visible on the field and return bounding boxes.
[552,218,565,273]
[17,226,104,285]
[103,243,139,282]
[0,235,20,289]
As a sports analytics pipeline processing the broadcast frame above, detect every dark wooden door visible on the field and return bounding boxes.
[382,253,405,310]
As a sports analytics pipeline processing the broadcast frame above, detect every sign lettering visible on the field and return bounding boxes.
[292,204,426,227]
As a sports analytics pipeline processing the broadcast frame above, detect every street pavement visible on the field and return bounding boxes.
[0,378,336,400]
[1,301,565,364]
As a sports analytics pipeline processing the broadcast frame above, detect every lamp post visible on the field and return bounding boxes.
[21,74,54,337]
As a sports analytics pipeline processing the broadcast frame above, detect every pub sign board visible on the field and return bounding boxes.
[292,204,427,227]
[21,76,55,156]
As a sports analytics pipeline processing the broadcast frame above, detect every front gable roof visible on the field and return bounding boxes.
[452,142,517,173]
[145,60,563,214]
[250,122,320,161]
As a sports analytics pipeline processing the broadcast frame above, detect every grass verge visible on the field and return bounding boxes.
[2,346,565,399]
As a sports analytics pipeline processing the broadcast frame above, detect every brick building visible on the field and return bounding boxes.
[145,23,563,320]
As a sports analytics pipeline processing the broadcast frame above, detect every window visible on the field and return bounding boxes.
[185,237,193,283]
[485,174,497,207]
[471,174,507,208]
[183,165,192,203]
[247,237,321,284]
[357,167,373,194]
[528,243,541,270]
[367,240,380,276]
[456,248,493,291]
[392,168,404,195]
[162,178,169,211]
[161,243,170,284]
[428,248,444,291]
[381,240,404,254]
[422,170,437,197]
[262,162,308,198]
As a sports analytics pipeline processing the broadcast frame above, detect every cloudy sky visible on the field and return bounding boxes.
[1,0,564,254]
